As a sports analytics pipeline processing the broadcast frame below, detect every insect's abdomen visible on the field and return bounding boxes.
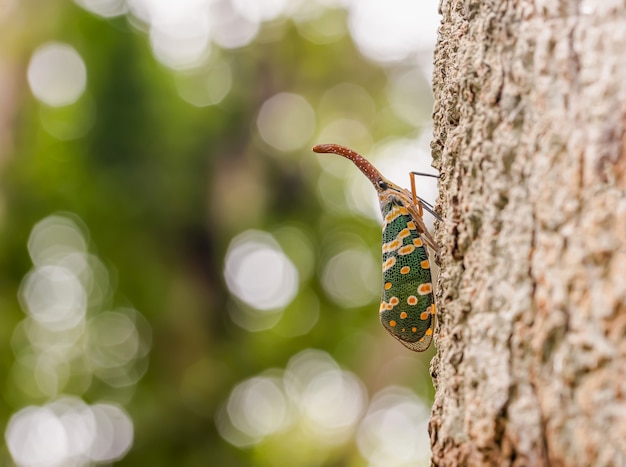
[379,200,435,351]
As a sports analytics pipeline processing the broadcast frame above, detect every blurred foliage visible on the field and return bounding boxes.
[0,1,437,466]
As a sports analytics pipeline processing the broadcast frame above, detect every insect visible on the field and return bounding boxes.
[313,144,440,351]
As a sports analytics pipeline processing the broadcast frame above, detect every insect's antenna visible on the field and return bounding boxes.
[410,171,440,179]
[313,144,384,189]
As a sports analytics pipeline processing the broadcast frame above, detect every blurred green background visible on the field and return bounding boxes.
[0,1,440,465]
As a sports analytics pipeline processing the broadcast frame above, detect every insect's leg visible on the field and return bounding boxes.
[416,196,442,222]
[409,172,424,217]
[409,171,443,222]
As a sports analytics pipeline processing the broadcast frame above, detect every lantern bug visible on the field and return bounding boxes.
[312,144,440,351]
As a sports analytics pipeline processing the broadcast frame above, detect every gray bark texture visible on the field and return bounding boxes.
[429,1,626,465]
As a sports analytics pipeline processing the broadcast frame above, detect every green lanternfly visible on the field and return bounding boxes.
[313,144,439,352]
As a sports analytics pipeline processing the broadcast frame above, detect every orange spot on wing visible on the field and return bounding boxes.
[398,228,410,239]
[389,320,397,327]
[399,207,409,215]
[407,295,418,305]
[389,297,399,306]
[383,257,396,272]
[418,283,432,295]
[383,240,401,253]
[400,312,407,319]
[420,311,429,320]
[385,208,402,224]
[425,328,433,336]
[399,245,415,255]
[412,327,417,332]
[413,238,423,247]
[421,260,430,269]
[400,266,411,275]
[384,282,392,290]
[406,221,417,230]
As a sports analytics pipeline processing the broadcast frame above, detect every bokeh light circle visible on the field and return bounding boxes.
[227,376,289,440]
[150,17,211,70]
[19,265,87,331]
[27,215,88,266]
[321,248,378,308]
[224,230,299,311]
[27,42,87,107]
[5,406,69,467]
[218,349,369,450]
[88,403,134,462]
[347,0,439,63]
[176,62,232,107]
[357,387,431,466]
[211,0,260,49]
[5,397,134,467]
[257,93,316,151]
[232,0,288,22]
[74,0,127,17]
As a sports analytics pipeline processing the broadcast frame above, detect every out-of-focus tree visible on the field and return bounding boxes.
[0,1,440,465]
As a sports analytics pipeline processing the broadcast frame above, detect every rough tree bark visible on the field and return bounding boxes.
[429,1,626,465]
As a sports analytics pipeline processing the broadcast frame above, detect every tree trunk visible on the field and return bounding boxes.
[429,1,626,465]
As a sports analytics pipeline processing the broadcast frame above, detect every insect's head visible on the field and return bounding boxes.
[375,178,406,197]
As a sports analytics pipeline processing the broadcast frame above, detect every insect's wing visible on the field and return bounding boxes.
[379,199,435,352]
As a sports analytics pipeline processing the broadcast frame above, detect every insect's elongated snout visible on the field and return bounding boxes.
[313,144,386,191]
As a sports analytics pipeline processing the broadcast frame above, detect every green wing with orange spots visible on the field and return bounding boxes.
[379,199,434,351]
